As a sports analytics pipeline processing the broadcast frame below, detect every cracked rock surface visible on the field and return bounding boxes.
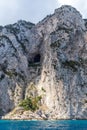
[0,5,87,119]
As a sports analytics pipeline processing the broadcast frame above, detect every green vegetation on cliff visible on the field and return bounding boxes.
[19,96,42,112]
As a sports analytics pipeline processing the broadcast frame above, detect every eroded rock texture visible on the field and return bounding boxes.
[0,5,87,119]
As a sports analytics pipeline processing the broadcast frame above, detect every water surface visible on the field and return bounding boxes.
[0,120,87,130]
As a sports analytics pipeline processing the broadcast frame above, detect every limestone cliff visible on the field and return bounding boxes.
[0,5,87,119]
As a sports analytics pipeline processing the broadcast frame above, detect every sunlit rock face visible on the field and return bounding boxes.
[0,5,87,119]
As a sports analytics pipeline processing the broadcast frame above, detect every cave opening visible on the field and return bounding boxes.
[34,54,41,63]
[28,53,41,67]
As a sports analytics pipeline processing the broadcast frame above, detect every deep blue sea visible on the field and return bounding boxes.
[0,120,87,130]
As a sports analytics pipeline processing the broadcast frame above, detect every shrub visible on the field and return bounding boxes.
[85,100,87,103]
[0,74,5,81]
[62,60,80,72]
[50,40,60,48]
[28,62,40,67]
[58,26,73,33]
[41,87,46,92]
[0,108,3,116]
[19,96,42,112]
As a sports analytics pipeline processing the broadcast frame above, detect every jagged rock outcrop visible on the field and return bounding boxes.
[0,5,87,119]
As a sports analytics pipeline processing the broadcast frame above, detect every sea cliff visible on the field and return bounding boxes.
[0,5,87,120]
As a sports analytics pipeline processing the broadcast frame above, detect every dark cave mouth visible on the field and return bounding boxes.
[28,54,41,67]
[34,54,41,63]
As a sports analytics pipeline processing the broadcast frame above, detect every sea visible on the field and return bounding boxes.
[0,120,87,130]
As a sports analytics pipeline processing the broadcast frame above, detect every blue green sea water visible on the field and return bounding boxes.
[0,120,87,130]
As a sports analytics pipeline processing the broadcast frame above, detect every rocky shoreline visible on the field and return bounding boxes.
[2,107,87,120]
[2,107,56,120]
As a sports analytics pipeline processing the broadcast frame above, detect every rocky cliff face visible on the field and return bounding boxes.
[0,5,87,119]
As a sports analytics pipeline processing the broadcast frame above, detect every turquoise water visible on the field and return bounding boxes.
[0,120,87,130]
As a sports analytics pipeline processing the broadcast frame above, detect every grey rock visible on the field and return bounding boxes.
[0,5,87,119]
